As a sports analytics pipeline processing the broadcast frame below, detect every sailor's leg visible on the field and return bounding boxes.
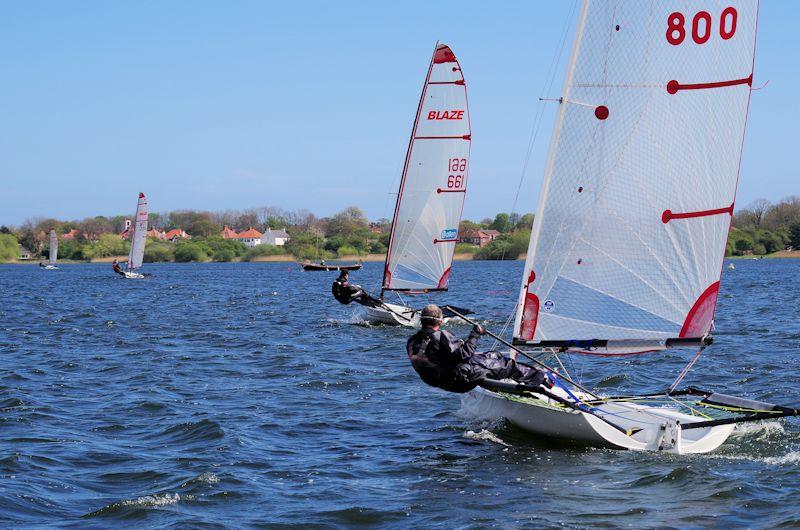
[469,351,547,384]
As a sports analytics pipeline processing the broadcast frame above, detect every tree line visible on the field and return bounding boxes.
[2,196,799,263]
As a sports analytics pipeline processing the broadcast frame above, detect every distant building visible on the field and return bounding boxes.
[146,228,167,240]
[61,229,80,240]
[164,229,190,242]
[235,227,263,248]
[220,225,239,239]
[261,228,290,246]
[459,229,501,248]
[19,246,32,260]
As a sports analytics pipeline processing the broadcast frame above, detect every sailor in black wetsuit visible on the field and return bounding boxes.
[332,270,376,305]
[112,259,125,276]
[406,304,553,393]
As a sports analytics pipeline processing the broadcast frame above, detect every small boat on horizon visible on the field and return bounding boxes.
[300,261,362,272]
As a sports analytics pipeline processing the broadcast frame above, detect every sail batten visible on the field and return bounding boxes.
[514,1,759,350]
[382,43,471,292]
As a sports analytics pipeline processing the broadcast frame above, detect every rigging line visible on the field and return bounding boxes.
[501,0,578,263]
[668,345,706,393]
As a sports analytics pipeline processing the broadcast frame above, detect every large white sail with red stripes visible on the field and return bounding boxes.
[513,1,758,351]
[127,192,148,271]
[382,44,471,292]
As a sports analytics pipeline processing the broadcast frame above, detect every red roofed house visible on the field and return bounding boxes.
[459,229,501,248]
[61,229,80,240]
[147,228,166,240]
[164,229,190,242]
[235,227,263,248]
[220,225,239,239]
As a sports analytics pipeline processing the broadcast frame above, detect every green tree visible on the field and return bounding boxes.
[174,241,208,262]
[789,221,800,249]
[187,218,221,237]
[326,206,369,238]
[0,234,19,262]
[490,213,512,233]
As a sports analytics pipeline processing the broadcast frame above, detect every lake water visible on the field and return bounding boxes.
[1,259,799,527]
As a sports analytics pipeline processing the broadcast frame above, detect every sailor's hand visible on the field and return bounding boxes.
[541,373,554,389]
[473,324,486,336]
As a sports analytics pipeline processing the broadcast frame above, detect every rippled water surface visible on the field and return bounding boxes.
[1,260,799,527]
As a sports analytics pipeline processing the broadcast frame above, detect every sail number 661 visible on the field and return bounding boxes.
[447,158,467,189]
[667,7,737,45]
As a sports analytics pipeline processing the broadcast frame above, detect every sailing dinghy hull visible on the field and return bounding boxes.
[123,271,145,279]
[357,302,420,327]
[462,386,735,454]
[43,265,58,270]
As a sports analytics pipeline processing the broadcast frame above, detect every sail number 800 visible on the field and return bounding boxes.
[447,158,467,189]
[667,7,737,45]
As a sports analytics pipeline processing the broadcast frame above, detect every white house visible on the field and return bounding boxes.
[235,227,263,248]
[261,228,290,246]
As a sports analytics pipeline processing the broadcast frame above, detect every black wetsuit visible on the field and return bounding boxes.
[112,263,125,276]
[406,327,549,393]
[331,278,378,306]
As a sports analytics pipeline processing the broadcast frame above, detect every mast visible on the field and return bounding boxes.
[514,0,589,344]
[381,43,472,295]
[381,43,438,298]
[512,1,759,353]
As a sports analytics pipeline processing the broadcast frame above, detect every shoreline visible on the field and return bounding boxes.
[8,250,799,265]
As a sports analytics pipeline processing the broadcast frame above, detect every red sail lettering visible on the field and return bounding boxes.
[426,110,465,120]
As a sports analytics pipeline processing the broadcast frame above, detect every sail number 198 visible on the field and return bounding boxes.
[447,158,467,189]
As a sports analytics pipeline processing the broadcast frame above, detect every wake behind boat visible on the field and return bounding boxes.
[332,43,473,326]
[456,1,798,454]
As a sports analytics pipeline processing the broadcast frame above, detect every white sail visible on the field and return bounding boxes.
[49,229,58,265]
[514,1,758,350]
[382,44,471,292]
[127,192,148,271]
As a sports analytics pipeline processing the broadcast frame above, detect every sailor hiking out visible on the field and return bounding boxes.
[331,270,378,306]
[407,304,552,393]
[112,259,125,276]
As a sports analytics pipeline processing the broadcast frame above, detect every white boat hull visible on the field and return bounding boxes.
[123,271,145,279]
[43,265,58,270]
[357,303,420,327]
[462,386,735,454]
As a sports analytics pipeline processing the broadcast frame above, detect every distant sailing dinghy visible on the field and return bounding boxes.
[44,230,58,269]
[355,43,472,326]
[462,2,797,454]
[123,193,148,279]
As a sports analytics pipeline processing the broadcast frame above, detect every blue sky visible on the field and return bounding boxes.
[1,1,798,225]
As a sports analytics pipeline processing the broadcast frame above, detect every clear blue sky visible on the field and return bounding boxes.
[1,1,798,225]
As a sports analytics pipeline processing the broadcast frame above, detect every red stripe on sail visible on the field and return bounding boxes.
[433,44,456,64]
[519,293,540,341]
[415,135,471,140]
[437,267,451,289]
[661,204,733,224]
[680,282,720,338]
[667,74,752,94]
